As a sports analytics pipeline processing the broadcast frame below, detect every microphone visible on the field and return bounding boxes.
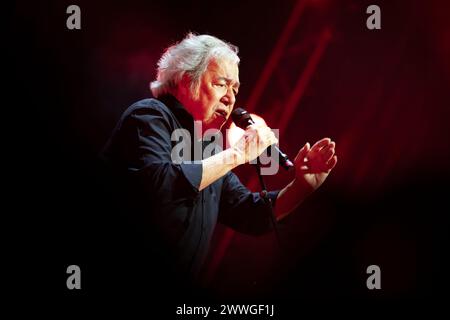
[231,108,294,170]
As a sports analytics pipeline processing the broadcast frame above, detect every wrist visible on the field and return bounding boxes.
[291,177,315,197]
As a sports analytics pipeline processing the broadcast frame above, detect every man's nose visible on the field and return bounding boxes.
[221,88,235,106]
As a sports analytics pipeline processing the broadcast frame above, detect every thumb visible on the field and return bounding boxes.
[295,142,310,161]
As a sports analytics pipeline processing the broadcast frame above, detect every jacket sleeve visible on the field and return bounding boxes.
[218,171,280,236]
[109,105,202,202]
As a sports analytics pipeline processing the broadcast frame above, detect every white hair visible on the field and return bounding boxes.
[150,33,240,98]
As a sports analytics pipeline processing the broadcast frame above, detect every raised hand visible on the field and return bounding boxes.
[294,138,337,191]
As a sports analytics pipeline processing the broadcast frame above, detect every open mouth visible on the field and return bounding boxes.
[215,109,228,120]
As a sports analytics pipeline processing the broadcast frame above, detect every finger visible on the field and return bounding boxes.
[326,155,338,171]
[245,126,257,136]
[254,126,269,138]
[300,165,309,172]
[268,131,278,145]
[246,125,261,136]
[254,133,275,154]
[253,124,270,132]
[259,127,277,145]
[319,143,333,154]
[295,142,310,162]
[322,147,335,162]
[243,130,256,143]
[311,137,331,152]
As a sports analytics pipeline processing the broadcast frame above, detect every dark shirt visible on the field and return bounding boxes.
[101,94,279,281]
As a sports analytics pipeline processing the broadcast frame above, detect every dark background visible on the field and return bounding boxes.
[7,0,450,313]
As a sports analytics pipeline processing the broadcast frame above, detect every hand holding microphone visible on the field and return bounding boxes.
[231,108,294,170]
[231,121,278,166]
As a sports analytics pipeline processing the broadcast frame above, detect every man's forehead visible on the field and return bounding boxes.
[207,59,240,84]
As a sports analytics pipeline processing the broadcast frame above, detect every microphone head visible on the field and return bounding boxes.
[231,107,254,129]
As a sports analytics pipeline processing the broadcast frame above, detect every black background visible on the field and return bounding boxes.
[7,0,450,315]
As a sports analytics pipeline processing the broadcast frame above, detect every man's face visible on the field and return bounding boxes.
[184,58,240,132]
